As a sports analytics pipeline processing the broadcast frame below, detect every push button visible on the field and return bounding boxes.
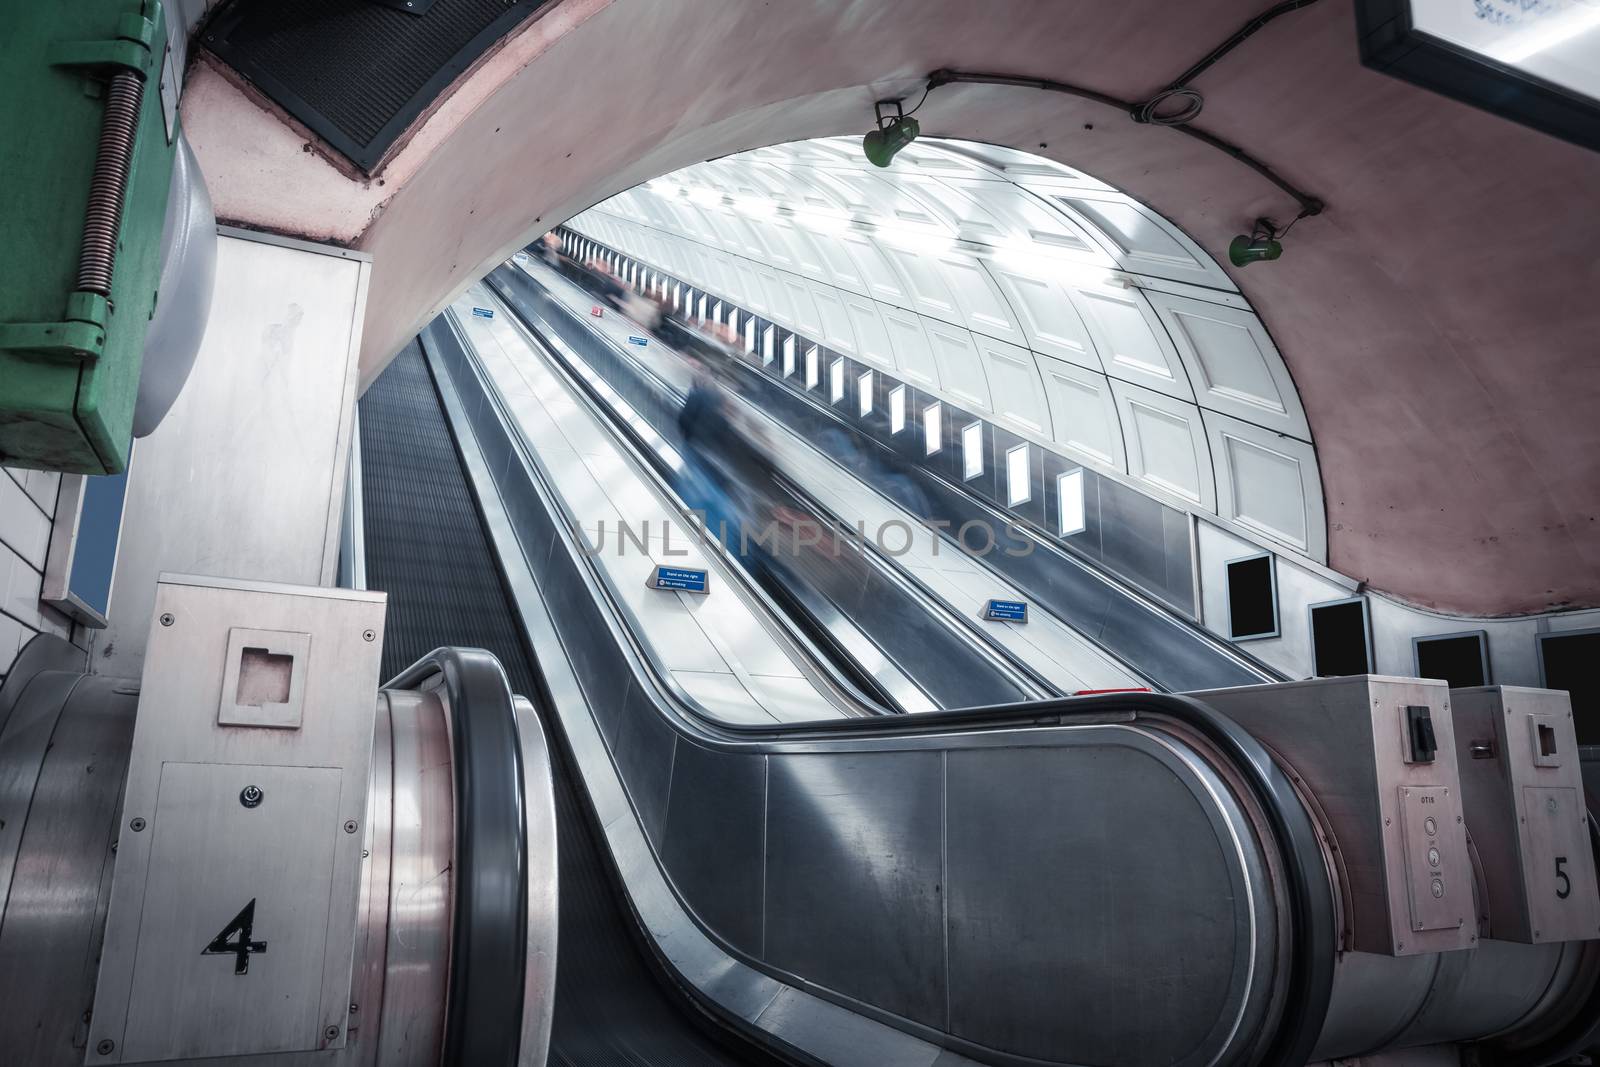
[1405,705,1438,764]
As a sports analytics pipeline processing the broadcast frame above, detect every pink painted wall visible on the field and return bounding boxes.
[186,0,1600,616]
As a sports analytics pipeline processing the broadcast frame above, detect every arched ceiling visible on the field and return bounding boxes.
[568,138,1325,562]
[180,0,1600,616]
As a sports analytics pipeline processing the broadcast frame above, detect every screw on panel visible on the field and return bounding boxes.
[362,849,370,858]
[129,817,146,832]
[159,613,174,627]
[362,629,376,642]
[325,1025,341,1041]
[96,1039,114,1055]
[344,820,359,834]
[350,1002,359,1014]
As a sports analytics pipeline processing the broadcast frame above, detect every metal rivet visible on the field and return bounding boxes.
[344,820,359,834]
[350,1002,359,1014]
[362,629,376,642]
[324,1024,340,1041]
[362,849,370,858]
[96,1038,115,1055]
[159,613,174,627]
[129,817,146,832]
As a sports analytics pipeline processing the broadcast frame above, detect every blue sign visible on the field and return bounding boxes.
[649,565,709,594]
[627,335,650,347]
[982,598,1029,623]
[471,307,494,318]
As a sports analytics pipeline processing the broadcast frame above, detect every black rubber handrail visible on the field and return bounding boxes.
[385,647,529,1067]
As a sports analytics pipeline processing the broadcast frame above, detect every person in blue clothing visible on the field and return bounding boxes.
[676,356,743,552]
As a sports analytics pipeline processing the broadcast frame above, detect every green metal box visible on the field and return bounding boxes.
[0,1,176,474]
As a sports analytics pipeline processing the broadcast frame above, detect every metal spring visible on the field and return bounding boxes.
[76,70,145,297]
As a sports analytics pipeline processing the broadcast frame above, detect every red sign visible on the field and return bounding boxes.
[590,305,604,317]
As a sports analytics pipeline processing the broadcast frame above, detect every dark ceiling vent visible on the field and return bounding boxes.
[204,0,549,173]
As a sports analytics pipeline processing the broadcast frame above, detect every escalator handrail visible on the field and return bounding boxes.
[385,647,530,1067]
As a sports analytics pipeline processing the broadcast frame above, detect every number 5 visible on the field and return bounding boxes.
[1555,856,1571,900]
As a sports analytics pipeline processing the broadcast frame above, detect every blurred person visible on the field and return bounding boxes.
[536,231,561,268]
[676,356,743,552]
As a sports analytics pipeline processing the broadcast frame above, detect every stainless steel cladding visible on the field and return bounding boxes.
[1449,686,1600,945]
[1197,675,1600,1062]
[1197,674,1476,957]
[0,630,557,1067]
[88,576,387,1062]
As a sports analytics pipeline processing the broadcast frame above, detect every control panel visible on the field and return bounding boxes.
[1449,686,1600,944]
[1195,675,1476,955]
[88,576,386,1062]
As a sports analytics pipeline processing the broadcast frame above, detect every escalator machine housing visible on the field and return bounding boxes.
[87,575,386,1062]
[1450,685,1600,944]
[1199,675,1477,956]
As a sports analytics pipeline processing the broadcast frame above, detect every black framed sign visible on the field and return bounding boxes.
[1356,0,1600,152]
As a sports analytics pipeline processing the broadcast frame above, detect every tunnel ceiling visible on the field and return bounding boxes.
[568,137,1325,562]
[180,0,1600,615]
[204,0,554,171]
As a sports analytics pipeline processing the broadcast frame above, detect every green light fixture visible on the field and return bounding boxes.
[863,99,919,168]
[1228,218,1285,267]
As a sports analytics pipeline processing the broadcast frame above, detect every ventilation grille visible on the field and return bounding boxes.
[205,0,547,172]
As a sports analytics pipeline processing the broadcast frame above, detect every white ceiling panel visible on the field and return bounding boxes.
[1071,285,1194,401]
[988,265,1101,372]
[1053,191,1236,291]
[976,336,1050,438]
[1205,410,1325,558]
[1037,355,1125,469]
[1112,380,1215,509]
[922,319,993,412]
[1147,290,1309,440]
[878,302,941,388]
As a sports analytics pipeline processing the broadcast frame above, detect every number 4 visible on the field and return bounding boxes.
[1555,857,1571,900]
[202,899,269,974]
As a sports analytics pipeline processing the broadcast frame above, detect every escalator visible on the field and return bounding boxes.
[496,256,1276,694]
[360,341,786,1065]
[409,290,1600,1067]
[462,278,1054,710]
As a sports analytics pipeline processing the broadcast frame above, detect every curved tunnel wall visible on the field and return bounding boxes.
[182,0,1600,615]
[566,137,1327,564]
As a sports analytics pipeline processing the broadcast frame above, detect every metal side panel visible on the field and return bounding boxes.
[0,675,137,1067]
[88,577,386,1063]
